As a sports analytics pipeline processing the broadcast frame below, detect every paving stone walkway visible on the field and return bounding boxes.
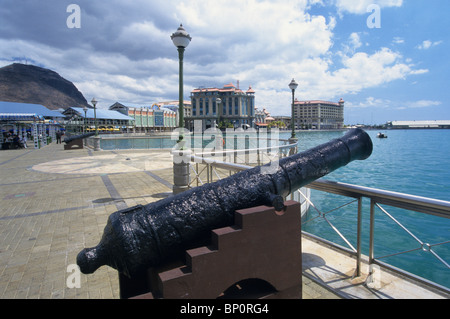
[0,142,339,299]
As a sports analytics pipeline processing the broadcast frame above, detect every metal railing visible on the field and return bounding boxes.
[300,180,450,294]
[188,139,296,186]
[186,152,450,295]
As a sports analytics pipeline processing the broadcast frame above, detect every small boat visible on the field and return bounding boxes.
[377,132,388,138]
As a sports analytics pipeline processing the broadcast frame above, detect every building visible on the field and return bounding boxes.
[294,99,345,130]
[273,116,292,129]
[155,100,192,118]
[387,120,450,129]
[1,101,65,149]
[188,82,256,131]
[109,102,177,133]
[63,106,135,133]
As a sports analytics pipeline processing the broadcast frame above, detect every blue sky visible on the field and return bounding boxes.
[319,0,450,124]
[0,0,448,124]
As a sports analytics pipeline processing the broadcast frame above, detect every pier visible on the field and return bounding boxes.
[0,142,448,299]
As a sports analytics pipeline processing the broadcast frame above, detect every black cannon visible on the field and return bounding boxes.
[77,128,373,277]
[64,132,95,144]
[63,132,95,150]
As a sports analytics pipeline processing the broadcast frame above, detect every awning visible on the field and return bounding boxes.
[0,113,44,121]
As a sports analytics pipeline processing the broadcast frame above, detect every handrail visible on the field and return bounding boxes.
[308,180,450,219]
[190,155,252,172]
[186,156,450,294]
[194,140,296,158]
[307,179,450,295]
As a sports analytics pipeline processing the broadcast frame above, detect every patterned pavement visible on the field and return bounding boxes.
[0,142,339,299]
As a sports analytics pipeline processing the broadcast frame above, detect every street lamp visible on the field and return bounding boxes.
[216,98,222,129]
[288,79,298,139]
[171,24,192,146]
[91,98,98,136]
[83,105,88,134]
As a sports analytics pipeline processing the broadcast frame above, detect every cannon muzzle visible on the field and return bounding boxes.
[64,132,95,144]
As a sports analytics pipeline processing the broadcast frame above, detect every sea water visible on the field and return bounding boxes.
[286,129,450,289]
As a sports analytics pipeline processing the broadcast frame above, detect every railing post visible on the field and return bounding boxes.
[206,163,211,183]
[356,197,363,277]
[288,137,298,156]
[369,199,376,265]
[93,136,101,151]
[196,163,199,187]
[245,136,250,165]
[172,149,191,195]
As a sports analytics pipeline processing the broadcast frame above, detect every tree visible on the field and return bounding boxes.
[268,121,286,129]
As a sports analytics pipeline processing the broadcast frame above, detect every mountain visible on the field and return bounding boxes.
[0,63,89,110]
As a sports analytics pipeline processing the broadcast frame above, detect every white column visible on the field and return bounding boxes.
[33,123,39,149]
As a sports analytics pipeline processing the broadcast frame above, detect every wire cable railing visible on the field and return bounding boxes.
[187,148,450,295]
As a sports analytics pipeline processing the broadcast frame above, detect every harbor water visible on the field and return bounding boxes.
[293,129,450,289]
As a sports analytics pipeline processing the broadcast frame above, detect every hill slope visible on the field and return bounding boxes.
[0,63,89,110]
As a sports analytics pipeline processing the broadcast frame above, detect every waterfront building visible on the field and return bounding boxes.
[155,100,192,118]
[273,116,292,130]
[387,120,450,129]
[294,99,344,130]
[63,106,135,133]
[254,107,271,128]
[188,82,255,131]
[0,101,64,149]
[109,102,177,133]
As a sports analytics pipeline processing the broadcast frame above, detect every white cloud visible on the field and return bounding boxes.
[349,32,362,49]
[335,0,403,14]
[346,97,391,109]
[347,98,441,111]
[393,37,405,44]
[299,48,426,101]
[0,0,429,118]
[407,100,442,108]
[417,40,443,50]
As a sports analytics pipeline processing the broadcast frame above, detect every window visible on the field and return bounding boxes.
[200,98,204,116]
[242,98,247,115]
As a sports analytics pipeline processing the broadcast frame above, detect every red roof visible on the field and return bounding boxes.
[294,100,343,107]
[191,83,246,94]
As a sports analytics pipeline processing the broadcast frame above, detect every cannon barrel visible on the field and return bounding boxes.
[64,132,95,144]
[77,128,373,277]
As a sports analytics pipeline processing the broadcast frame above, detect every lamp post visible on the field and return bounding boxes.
[83,105,88,134]
[171,24,192,195]
[91,98,98,137]
[288,79,298,139]
[171,24,192,146]
[216,97,222,129]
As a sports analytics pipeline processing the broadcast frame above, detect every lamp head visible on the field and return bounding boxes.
[288,79,298,91]
[171,24,192,48]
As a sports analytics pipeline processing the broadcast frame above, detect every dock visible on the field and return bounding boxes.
[0,142,447,299]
